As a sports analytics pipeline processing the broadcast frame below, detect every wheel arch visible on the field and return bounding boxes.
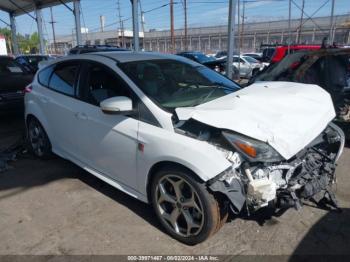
[25,105,53,145]
[146,161,204,203]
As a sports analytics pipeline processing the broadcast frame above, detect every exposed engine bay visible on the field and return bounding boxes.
[175,119,345,214]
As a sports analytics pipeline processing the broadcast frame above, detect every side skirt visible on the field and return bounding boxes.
[52,148,149,204]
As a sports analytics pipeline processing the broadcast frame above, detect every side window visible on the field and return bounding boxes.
[49,63,78,96]
[80,63,133,106]
[137,101,160,127]
[38,66,53,86]
[232,57,239,63]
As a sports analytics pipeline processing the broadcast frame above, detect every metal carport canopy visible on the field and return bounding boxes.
[0,0,80,55]
[0,0,72,16]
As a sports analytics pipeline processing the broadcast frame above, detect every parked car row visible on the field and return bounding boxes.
[177,51,266,78]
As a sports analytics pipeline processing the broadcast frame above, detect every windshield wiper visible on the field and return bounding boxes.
[194,84,230,106]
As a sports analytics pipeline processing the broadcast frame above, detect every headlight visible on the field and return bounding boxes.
[222,131,283,162]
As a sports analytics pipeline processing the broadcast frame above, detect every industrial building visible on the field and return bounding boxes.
[52,14,350,54]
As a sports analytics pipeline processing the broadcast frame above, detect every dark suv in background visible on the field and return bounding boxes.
[15,55,54,73]
[0,56,33,113]
[68,45,129,55]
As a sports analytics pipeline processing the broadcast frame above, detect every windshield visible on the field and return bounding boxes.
[119,59,240,111]
[193,53,215,63]
[243,56,259,63]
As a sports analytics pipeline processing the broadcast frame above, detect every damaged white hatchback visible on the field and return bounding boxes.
[25,52,345,245]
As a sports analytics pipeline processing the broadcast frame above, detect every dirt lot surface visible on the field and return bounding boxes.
[0,115,349,256]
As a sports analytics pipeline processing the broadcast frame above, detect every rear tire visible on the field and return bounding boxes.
[150,166,227,245]
[27,117,52,159]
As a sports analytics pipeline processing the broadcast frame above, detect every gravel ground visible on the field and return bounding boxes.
[0,115,349,256]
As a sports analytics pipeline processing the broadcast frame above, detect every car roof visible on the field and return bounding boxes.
[284,48,350,58]
[177,51,203,55]
[17,54,48,57]
[41,51,200,66]
[0,55,14,60]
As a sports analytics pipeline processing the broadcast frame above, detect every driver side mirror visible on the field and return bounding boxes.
[100,96,133,114]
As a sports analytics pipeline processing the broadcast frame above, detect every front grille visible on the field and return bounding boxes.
[0,91,24,100]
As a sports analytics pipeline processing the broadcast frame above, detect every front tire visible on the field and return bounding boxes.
[27,117,52,159]
[150,166,227,245]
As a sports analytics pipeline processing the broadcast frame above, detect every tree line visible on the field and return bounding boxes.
[0,27,41,54]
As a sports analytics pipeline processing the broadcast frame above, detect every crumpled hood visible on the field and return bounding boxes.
[175,81,336,160]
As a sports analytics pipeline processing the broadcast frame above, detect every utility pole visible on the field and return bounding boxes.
[73,0,82,46]
[329,0,335,44]
[226,0,237,80]
[288,0,291,53]
[184,0,188,51]
[139,0,145,50]
[139,0,145,34]
[240,0,246,50]
[237,0,240,79]
[49,7,57,54]
[170,0,175,53]
[131,0,139,51]
[297,0,305,44]
[237,0,240,52]
[117,0,125,48]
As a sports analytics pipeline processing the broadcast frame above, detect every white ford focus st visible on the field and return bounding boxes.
[25,52,344,245]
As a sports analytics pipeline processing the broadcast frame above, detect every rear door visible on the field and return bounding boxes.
[38,61,81,158]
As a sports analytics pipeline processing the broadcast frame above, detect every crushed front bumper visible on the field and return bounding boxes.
[208,123,345,215]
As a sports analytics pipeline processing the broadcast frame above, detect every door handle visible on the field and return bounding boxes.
[75,112,88,120]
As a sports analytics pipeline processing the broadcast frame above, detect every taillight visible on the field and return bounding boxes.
[23,84,32,94]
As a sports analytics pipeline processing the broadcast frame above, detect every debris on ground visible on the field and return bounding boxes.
[338,100,350,122]
[0,137,28,173]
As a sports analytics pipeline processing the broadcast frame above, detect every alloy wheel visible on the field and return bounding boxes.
[155,174,205,237]
[28,120,46,157]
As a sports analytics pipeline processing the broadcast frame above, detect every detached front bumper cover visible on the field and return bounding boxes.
[208,168,246,214]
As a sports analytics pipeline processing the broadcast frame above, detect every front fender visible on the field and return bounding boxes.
[136,122,232,196]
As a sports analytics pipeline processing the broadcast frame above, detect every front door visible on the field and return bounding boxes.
[73,61,139,189]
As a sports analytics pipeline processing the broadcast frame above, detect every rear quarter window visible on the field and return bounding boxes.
[48,63,79,96]
[38,66,53,87]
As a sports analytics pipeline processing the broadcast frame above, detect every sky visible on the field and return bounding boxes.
[0,0,349,42]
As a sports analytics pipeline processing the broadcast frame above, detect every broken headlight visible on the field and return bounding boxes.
[222,131,283,163]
